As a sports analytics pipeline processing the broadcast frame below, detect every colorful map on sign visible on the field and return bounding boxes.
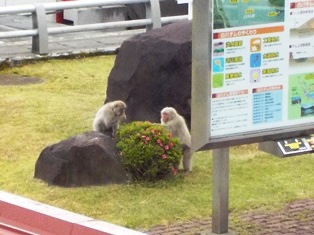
[289,72,314,119]
[214,0,285,29]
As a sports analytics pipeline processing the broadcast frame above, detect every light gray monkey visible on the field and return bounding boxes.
[93,100,126,137]
[160,107,193,171]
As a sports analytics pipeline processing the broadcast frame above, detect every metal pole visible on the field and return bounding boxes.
[212,147,229,234]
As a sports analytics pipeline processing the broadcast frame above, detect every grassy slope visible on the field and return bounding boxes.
[1,56,314,230]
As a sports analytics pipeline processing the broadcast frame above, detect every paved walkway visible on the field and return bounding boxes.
[144,199,314,234]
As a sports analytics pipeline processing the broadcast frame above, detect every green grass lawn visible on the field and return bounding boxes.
[1,56,314,230]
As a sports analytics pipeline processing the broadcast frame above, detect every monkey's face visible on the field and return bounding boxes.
[115,106,125,116]
[161,107,177,124]
[114,102,126,117]
[161,112,169,123]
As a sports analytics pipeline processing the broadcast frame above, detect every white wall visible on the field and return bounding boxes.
[2,0,56,6]
[1,0,58,22]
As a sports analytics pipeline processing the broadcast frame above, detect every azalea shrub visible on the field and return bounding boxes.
[115,121,182,181]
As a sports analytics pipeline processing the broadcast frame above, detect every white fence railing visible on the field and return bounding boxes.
[0,0,189,55]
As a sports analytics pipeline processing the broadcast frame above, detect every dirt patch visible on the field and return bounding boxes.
[0,74,44,86]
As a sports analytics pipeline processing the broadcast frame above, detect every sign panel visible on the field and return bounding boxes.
[209,0,314,137]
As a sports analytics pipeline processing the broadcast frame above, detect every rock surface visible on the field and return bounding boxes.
[34,131,131,187]
[106,20,192,126]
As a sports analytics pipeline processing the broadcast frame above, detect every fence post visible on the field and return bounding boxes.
[32,3,48,54]
[146,0,161,30]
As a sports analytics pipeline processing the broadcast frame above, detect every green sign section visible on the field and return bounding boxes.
[214,0,284,29]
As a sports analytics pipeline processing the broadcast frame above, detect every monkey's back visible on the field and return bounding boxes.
[169,116,191,147]
[93,104,115,131]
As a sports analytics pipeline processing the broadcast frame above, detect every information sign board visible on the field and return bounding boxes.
[209,0,314,137]
[191,0,314,150]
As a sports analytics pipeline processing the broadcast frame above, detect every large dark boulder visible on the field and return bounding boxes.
[106,20,192,126]
[34,132,131,187]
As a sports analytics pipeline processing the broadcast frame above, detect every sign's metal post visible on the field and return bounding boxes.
[212,147,230,234]
[191,0,231,231]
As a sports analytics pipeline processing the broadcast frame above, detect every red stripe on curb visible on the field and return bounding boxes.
[0,222,38,235]
[0,191,146,235]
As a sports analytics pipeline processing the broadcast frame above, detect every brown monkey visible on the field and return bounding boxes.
[160,107,193,171]
[93,100,126,137]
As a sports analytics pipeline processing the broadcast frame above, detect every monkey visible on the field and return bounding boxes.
[160,107,193,172]
[93,100,127,137]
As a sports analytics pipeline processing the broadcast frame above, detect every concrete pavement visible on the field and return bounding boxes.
[0,15,144,66]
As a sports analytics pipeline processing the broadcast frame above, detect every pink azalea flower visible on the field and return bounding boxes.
[164,145,169,150]
[162,154,167,159]
[169,142,174,147]
[145,137,150,141]
[157,139,162,144]
[171,166,177,175]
